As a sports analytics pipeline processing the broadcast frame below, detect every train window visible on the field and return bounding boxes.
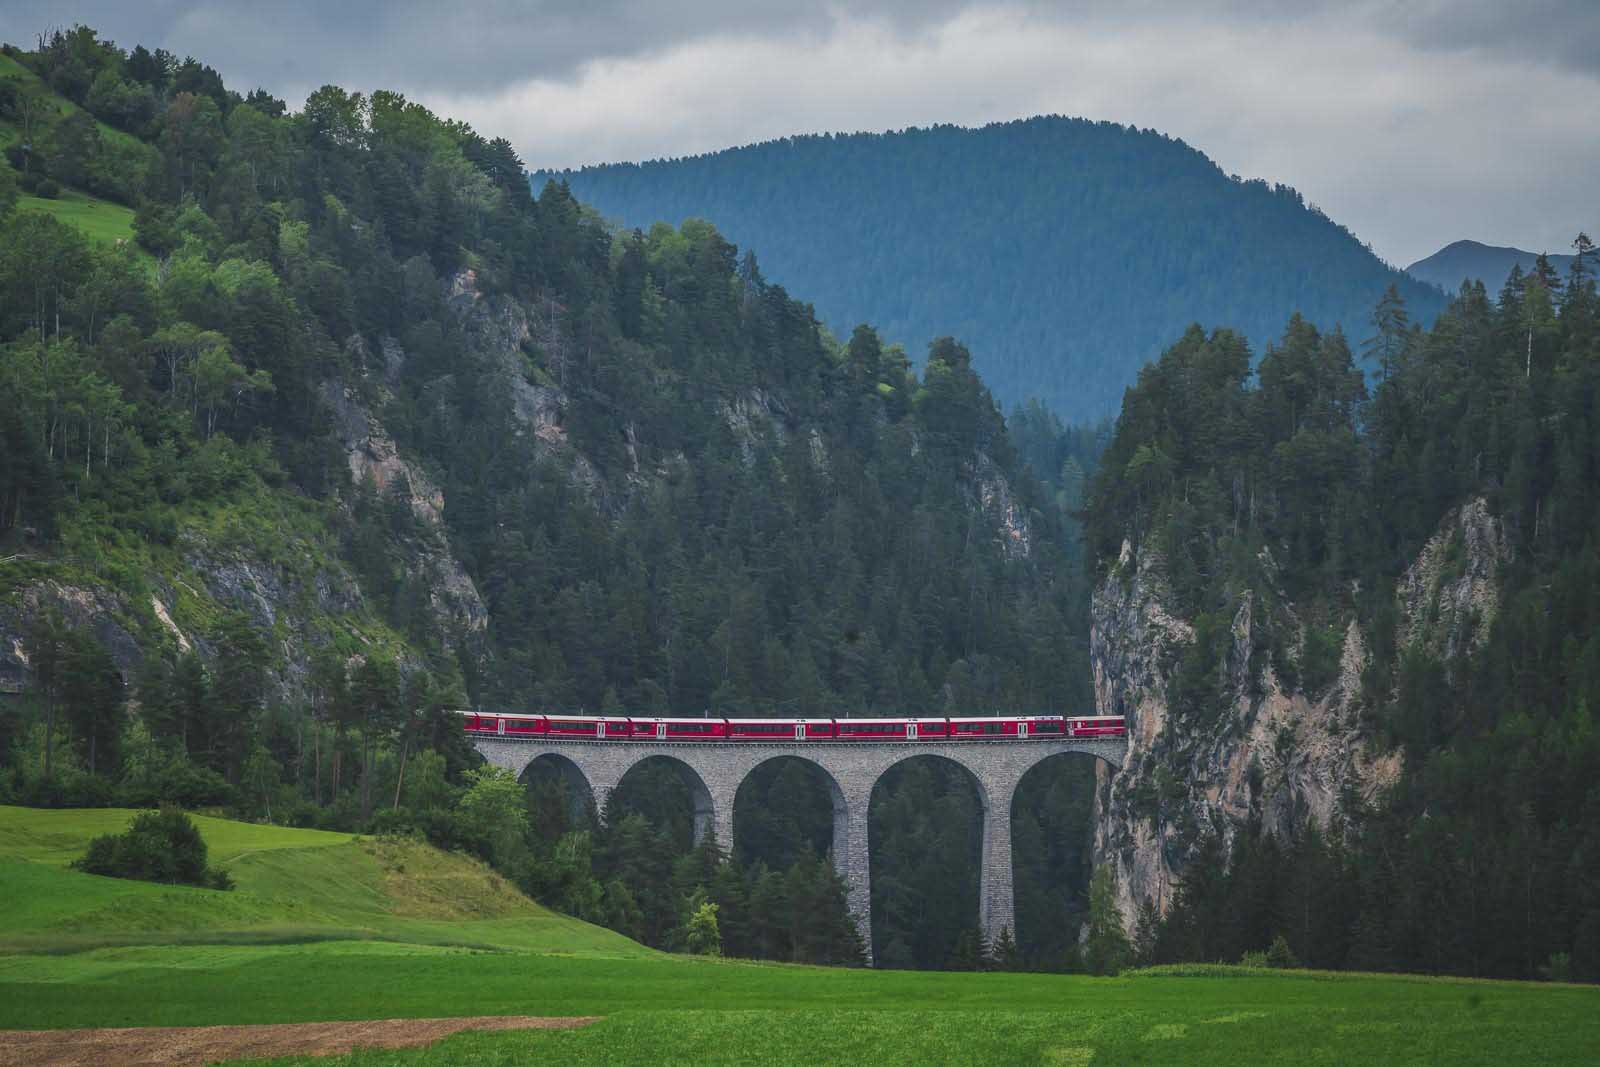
[736,723,788,735]
[1033,721,1061,733]
[670,723,714,734]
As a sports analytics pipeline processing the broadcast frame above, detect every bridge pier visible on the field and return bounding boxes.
[977,771,1021,953]
[836,782,874,965]
[712,801,734,858]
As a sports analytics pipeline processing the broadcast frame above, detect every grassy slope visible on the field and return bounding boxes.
[0,52,141,247]
[2,808,1596,1064]
[13,187,136,244]
[0,806,646,957]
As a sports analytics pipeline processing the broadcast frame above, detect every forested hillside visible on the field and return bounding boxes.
[1083,243,1600,982]
[540,117,1445,421]
[0,28,1106,970]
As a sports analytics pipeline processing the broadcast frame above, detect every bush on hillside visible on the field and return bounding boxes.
[72,807,233,889]
[33,177,60,199]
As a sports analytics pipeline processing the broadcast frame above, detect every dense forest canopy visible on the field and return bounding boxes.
[1088,242,1600,982]
[0,26,1107,970]
[541,117,1445,422]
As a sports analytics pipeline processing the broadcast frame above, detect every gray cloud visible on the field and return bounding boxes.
[0,1,1594,267]
[0,1,971,98]
[11,1,1596,97]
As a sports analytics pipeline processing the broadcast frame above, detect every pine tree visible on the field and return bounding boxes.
[21,610,68,781]
[1084,866,1133,975]
[993,925,1021,971]
[1362,283,1410,384]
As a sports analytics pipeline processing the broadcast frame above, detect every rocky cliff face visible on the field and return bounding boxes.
[323,363,488,647]
[1089,497,1507,926]
[1,263,1039,723]
[1,329,498,709]
[1,513,417,712]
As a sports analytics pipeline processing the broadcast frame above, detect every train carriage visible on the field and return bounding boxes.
[665,718,724,740]
[725,718,833,741]
[946,716,1016,739]
[1067,715,1126,737]
[831,718,910,740]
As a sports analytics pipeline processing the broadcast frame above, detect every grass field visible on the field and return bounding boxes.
[0,806,646,957]
[0,51,146,249]
[2,806,1597,1064]
[13,186,138,245]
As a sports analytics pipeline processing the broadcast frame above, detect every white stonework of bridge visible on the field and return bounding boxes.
[473,737,1127,965]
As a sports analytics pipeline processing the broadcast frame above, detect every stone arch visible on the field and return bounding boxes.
[730,754,849,869]
[519,751,597,828]
[1011,742,1123,784]
[865,751,993,967]
[610,753,719,847]
[873,750,995,818]
[1006,748,1105,958]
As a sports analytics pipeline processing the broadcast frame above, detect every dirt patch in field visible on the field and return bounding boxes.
[0,1015,598,1066]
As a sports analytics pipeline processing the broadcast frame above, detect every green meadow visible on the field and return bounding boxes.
[12,186,137,245]
[2,806,1596,1064]
[1,50,144,249]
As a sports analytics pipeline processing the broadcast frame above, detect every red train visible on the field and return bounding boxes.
[458,710,1126,742]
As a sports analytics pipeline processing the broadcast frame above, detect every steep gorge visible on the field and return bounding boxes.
[1089,497,1509,924]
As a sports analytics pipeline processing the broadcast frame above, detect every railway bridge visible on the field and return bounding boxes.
[471,735,1127,964]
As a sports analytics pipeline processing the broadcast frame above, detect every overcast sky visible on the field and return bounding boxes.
[3,1,1594,267]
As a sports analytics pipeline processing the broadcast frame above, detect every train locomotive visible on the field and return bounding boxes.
[459,710,1126,742]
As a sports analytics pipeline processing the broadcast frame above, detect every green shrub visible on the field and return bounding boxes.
[121,750,237,809]
[1539,952,1572,983]
[1266,934,1300,968]
[33,177,61,199]
[1300,623,1344,697]
[71,807,232,889]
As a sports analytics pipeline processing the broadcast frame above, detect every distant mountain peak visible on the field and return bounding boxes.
[1407,240,1575,292]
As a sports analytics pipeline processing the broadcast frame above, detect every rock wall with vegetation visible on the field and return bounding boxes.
[1082,256,1600,981]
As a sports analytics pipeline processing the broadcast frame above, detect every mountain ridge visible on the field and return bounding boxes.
[538,115,1445,421]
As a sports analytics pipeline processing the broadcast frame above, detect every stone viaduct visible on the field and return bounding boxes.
[473,736,1127,964]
